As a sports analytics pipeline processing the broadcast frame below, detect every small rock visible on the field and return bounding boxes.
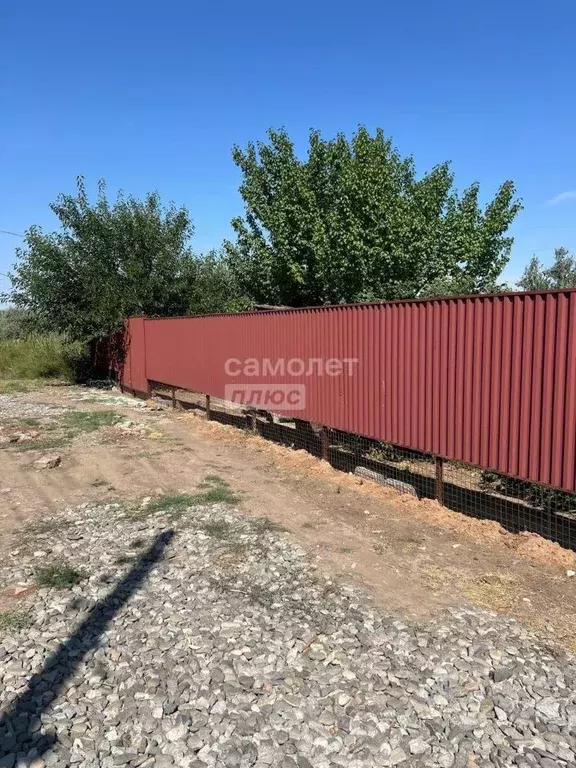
[166,723,188,742]
[211,700,227,715]
[389,747,408,765]
[436,749,455,768]
[409,737,429,755]
[34,454,61,470]
[211,667,225,684]
[536,698,560,720]
[492,667,513,683]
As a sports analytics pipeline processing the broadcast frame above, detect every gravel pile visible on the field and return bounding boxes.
[1,500,575,768]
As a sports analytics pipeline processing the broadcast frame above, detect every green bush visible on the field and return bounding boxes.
[480,470,576,515]
[0,334,85,380]
[0,308,30,340]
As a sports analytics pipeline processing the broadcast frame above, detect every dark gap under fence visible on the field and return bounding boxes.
[130,381,576,552]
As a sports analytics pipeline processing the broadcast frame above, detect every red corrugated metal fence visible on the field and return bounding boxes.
[117,289,576,494]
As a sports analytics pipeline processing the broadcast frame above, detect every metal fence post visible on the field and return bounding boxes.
[205,395,211,420]
[435,456,444,506]
[321,427,330,461]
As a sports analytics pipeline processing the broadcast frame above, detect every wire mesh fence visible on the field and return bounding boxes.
[146,381,576,552]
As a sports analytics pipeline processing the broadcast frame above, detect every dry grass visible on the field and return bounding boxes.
[461,572,519,612]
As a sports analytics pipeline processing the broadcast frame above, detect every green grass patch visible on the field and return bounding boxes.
[61,410,121,433]
[203,474,227,485]
[136,476,240,520]
[2,408,122,455]
[11,417,41,427]
[145,493,198,516]
[13,410,120,451]
[0,379,40,394]
[0,610,31,632]
[35,563,84,589]
[0,335,84,380]
[195,474,239,504]
[11,436,68,453]
[194,485,239,504]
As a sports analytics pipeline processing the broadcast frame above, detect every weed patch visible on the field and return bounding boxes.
[3,408,122,454]
[202,474,227,485]
[195,485,239,504]
[12,436,68,453]
[145,494,198,516]
[9,417,41,427]
[136,476,239,520]
[0,380,39,394]
[0,335,84,380]
[251,516,286,534]
[196,475,239,504]
[61,410,121,433]
[0,610,31,632]
[20,518,71,540]
[35,563,84,589]
[202,519,235,539]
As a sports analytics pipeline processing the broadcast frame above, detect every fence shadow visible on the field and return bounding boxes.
[0,530,175,762]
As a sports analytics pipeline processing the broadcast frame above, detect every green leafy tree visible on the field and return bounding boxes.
[225,127,522,306]
[517,247,576,291]
[186,250,249,315]
[2,178,201,340]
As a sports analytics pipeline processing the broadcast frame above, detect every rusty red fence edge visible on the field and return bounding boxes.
[113,289,576,496]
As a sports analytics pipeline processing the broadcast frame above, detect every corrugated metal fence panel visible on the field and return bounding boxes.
[121,317,147,393]
[119,289,576,493]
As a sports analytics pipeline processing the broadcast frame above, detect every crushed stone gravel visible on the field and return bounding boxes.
[0,396,67,424]
[1,500,575,768]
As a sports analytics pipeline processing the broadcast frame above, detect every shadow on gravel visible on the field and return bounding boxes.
[0,529,175,764]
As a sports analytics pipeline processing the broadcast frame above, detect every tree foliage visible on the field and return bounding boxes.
[517,247,576,291]
[225,127,522,306]
[2,178,230,341]
[186,250,249,315]
[0,308,30,340]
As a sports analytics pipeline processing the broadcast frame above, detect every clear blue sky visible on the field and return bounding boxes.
[1,0,575,297]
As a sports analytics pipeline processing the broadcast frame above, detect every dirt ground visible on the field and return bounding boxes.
[2,382,576,652]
